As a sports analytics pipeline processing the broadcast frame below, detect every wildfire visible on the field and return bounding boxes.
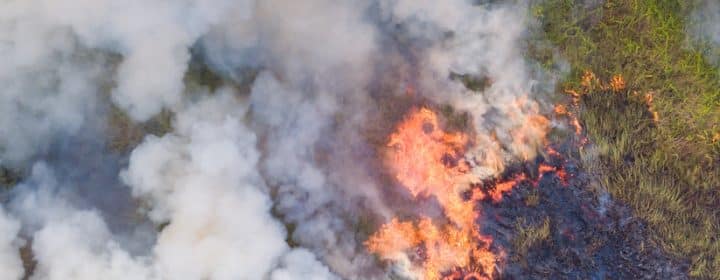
[581,70,597,89]
[537,163,569,186]
[366,108,521,279]
[574,70,660,126]
[366,104,575,279]
[554,104,583,136]
[384,107,471,204]
[643,92,660,123]
[610,74,626,92]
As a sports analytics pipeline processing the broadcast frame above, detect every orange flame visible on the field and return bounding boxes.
[581,70,598,89]
[366,105,565,279]
[510,114,550,161]
[644,92,660,123]
[561,86,588,145]
[610,74,626,92]
[554,104,568,116]
[366,108,507,279]
[537,163,569,186]
[545,145,562,158]
[385,108,471,202]
[538,163,556,174]
[554,104,583,137]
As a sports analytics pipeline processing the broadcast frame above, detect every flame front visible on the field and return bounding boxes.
[366,108,518,279]
[384,108,475,224]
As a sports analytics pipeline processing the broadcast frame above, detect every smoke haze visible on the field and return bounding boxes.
[0,0,555,279]
[688,0,720,65]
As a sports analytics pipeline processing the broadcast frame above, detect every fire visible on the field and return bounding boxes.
[365,73,604,278]
[610,74,626,92]
[644,92,660,123]
[366,216,496,280]
[581,70,597,88]
[545,144,561,157]
[384,107,471,203]
[366,104,575,279]
[554,104,583,136]
[366,108,520,279]
[510,114,550,160]
[537,163,569,186]
[538,163,556,174]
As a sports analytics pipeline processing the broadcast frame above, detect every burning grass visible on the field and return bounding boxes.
[366,107,501,280]
[534,1,720,277]
[365,104,582,279]
[576,85,720,279]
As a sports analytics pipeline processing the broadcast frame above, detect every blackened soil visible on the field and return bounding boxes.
[479,159,689,280]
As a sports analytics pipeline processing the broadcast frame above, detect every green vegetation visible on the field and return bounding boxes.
[533,0,720,278]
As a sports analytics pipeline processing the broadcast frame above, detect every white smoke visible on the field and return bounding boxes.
[0,0,238,166]
[0,0,551,279]
[0,0,238,151]
[200,0,377,87]
[8,92,336,280]
[41,0,242,121]
[8,163,155,280]
[379,1,547,177]
[0,15,106,165]
[0,205,22,280]
[200,2,392,277]
[688,0,720,64]
[248,72,387,278]
[121,91,297,280]
[271,249,339,280]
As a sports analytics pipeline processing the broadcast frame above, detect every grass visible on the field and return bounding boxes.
[533,0,720,278]
[512,217,551,266]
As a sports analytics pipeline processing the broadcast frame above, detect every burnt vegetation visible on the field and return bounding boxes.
[534,0,720,278]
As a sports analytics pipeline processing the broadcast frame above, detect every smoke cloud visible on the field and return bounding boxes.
[7,92,336,280]
[0,205,22,280]
[688,0,720,64]
[0,0,553,279]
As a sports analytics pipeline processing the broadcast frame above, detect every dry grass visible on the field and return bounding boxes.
[512,217,551,264]
[534,1,720,277]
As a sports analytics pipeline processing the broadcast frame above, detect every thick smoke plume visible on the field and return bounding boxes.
[0,0,553,279]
